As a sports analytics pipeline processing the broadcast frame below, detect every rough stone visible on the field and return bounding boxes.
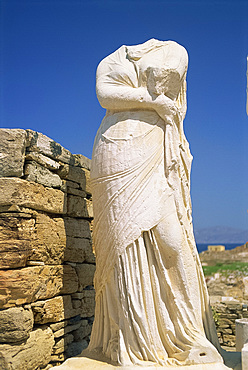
[31,213,66,265]
[72,299,81,309]
[65,340,88,358]
[53,334,74,352]
[51,353,66,362]
[76,264,96,291]
[25,152,60,170]
[0,178,66,214]
[72,322,91,342]
[26,130,75,165]
[32,295,81,324]
[63,217,91,239]
[73,154,91,170]
[56,164,86,188]
[66,187,86,198]
[24,161,62,188]
[0,326,54,370]
[61,180,79,191]
[53,322,81,339]
[67,195,93,218]
[0,240,32,269]
[64,237,95,264]
[83,168,91,194]
[0,213,35,240]
[0,307,34,343]
[50,320,68,332]
[79,290,95,317]
[0,129,26,178]
[0,265,78,308]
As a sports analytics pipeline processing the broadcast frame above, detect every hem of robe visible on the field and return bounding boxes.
[88,230,225,367]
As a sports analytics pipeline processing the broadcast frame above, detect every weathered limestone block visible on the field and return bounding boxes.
[0,241,32,269]
[0,215,35,268]
[0,178,66,214]
[26,130,74,165]
[0,214,35,241]
[25,152,60,171]
[51,353,66,362]
[76,264,95,291]
[67,195,93,218]
[61,180,79,191]
[31,295,81,324]
[31,213,66,265]
[0,307,34,343]
[72,321,91,342]
[73,154,91,171]
[64,237,95,264]
[65,340,88,358]
[80,290,95,317]
[72,290,95,317]
[0,326,54,370]
[52,334,74,354]
[50,320,68,332]
[0,129,26,177]
[64,217,91,239]
[53,322,81,339]
[64,186,86,198]
[83,168,91,194]
[0,265,78,308]
[24,161,62,188]
[56,164,86,189]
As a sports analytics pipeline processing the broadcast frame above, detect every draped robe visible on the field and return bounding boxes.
[88,40,225,367]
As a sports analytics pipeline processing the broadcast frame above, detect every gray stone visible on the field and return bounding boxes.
[0,129,26,177]
[72,299,81,309]
[56,164,86,188]
[72,322,91,341]
[63,217,91,239]
[73,154,91,170]
[53,322,82,338]
[64,237,95,264]
[24,161,62,188]
[25,152,60,170]
[66,187,87,198]
[76,264,96,291]
[0,326,54,370]
[79,290,95,317]
[53,334,74,352]
[50,320,68,332]
[0,307,34,343]
[67,195,93,218]
[26,130,75,165]
[65,340,88,358]
[61,180,79,191]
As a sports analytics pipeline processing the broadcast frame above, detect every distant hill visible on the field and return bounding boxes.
[194,226,248,244]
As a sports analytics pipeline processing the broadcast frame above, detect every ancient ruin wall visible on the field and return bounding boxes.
[0,129,95,369]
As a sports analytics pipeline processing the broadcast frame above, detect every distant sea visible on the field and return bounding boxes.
[196,243,242,254]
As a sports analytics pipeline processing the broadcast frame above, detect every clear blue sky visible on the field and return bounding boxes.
[1,0,248,230]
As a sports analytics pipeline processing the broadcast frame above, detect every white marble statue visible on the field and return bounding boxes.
[85,39,237,368]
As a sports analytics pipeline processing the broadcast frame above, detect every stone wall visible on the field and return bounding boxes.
[211,301,248,348]
[0,129,95,369]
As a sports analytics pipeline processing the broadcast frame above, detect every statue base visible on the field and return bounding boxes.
[52,349,241,370]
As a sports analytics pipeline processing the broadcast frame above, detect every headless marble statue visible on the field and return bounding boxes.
[53,40,241,370]
[88,39,226,367]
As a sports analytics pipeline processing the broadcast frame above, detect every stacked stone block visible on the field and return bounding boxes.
[0,129,95,369]
[212,301,248,348]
